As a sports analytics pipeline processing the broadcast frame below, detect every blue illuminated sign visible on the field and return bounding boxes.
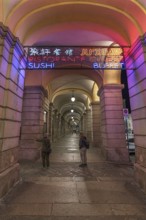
[25,46,126,70]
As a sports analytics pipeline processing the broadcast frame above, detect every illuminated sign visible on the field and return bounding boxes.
[25,46,126,70]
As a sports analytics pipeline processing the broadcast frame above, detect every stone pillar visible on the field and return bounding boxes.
[53,109,58,142]
[44,96,50,134]
[48,103,53,142]
[86,109,93,143]
[98,84,129,162]
[82,112,87,134]
[20,86,48,160]
[91,101,101,147]
[80,116,83,132]
[0,24,26,198]
[58,113,61,138]
[125,34,146,192]
[64,121,69,134]
[61,117,65,136]
[51,109,55,142]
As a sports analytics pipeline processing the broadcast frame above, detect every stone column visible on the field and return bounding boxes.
[44,96,50,134]
[86,109,93,143]
[51,109,55,142]
[80,116,83,132]
[58,113,61,138]
[61,117,65,136]
[53,109,58,142]
[91,101,101,147]
[82,112,87,134]
[48,103,53,142]
[20,86,48,160]
[64,120,69,134]
[0,24,26,198]
[125,34,146,192]
[98,84,129,162]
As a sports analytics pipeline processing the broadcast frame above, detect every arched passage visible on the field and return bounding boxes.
[20,52,128,161]
[1,0,146,197]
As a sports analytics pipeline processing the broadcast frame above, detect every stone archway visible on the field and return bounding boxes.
[21,54,129,163]
[1,0,146,199]
[20,69,103,160]
[0,25,135,200]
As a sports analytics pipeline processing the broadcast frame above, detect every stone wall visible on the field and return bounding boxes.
[125,34,146,192]
[98,84,129,162]
[20,86,48,160]
[0,23,26,198]
[86,109,93,143]
[91,101,101,147]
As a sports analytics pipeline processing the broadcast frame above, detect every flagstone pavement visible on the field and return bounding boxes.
[0,133,146,220]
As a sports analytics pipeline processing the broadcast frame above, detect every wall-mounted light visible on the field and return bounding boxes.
[44,111,47,123]
[71,90,75,102]
[71,109,74,113]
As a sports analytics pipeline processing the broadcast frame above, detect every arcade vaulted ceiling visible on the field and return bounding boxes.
[0,0,146,124]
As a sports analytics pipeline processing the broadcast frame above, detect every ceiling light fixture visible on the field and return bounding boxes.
[71,90,75,102]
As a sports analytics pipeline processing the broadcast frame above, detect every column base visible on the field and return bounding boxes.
[103,147,130,163]
[0,163,20,198]
[134,163,146,193]
[92,139,101,148]
[19,148,40,161]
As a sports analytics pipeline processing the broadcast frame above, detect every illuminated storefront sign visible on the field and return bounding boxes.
[25,46,127,70]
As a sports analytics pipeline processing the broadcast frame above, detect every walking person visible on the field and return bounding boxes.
[79,132,89,167]
[35,133,52,168]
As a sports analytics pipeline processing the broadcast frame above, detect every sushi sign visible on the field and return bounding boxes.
[25,46,126,70]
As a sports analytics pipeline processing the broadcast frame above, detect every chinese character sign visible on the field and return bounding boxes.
[26,46,125,70]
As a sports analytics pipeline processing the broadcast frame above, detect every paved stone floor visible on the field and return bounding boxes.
[0,134,146,220]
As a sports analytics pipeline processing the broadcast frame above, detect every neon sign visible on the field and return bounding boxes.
[25,46,126,70]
